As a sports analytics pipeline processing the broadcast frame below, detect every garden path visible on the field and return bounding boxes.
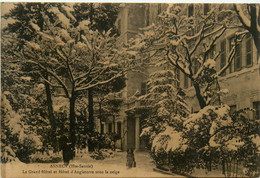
[2,151,183,177]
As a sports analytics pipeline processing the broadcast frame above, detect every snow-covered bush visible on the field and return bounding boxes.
[89,148,114,160]
[1,93,43,163]
[30,152,62,163]
[149,125,195,174]
[53,96,70,115]
[148,104,260,175]
[152,126,185,153]
[89,150,105,160]
[183,105,258,173]
[1,146,17,163]
[88,132,119,151]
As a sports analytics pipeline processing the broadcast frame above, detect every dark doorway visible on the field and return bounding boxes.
[127,117,136,149]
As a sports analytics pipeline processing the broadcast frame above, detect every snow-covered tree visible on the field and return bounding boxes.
[130,4,243,109]
[1,32,51,162]
[72,3,120,143]
[3,3,61,150]
[3,3,134,156]
[73,3,119,34]
[129,4,260,175]
[1,91,43,163]
[137,59,190,140]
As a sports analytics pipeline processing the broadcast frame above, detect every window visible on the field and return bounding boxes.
[220,40,226,75]
[229,36,242,73]
[234,43,242,71]
[204,4,210,15]
[184,74,189,88]
[108,123,112,133]
[188,4,194,17]
[246,34,253,67]
[253,101,260,120]
[101,123,104,134]
[117,122,122,137]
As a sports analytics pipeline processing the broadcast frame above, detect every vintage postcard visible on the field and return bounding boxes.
[1,2,260,178]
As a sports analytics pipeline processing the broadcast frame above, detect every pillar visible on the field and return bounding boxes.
[135,117,140,151]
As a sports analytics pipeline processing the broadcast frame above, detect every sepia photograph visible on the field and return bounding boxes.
[1,2,260,177]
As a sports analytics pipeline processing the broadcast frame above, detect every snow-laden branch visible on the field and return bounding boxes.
[74,60,94,82]
[24,58,70,99]
[257,5,260,32]
[63,48,75,84]
[56,45,76,84]
[56,48,67,61]
[76,66,107,89]
[189,31,203,57]
[203,28,226,63]
[67,56,75,83]
[203,25,226,39]
[210,126,234,139]
[38,72,60,88]
[167,51,190,78]
[180,41,193,76]
[217,45,236,76]
[75,52,119,87]
[75,71,125,92]
[250,4,260,33]
[234,4,250,30]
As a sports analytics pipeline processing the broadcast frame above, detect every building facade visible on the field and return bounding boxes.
[100,3,260,151]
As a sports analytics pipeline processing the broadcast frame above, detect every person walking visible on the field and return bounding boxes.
[60,134,72,165]
[126,149,136,168]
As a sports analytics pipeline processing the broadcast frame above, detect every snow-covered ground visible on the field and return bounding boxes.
[2,151,182,177]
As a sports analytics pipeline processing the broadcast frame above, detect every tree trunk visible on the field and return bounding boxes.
[249,4,260,57]
[193,82,207,109]
[88,88,94,133]
[69,92,76,158]
[43,73,57,151]
[222,159,225,175]
[88,88,95,152]
[99,102,102,133]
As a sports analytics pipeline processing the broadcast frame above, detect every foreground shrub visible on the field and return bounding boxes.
[89,149,114,160]
[30,152,62,163]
